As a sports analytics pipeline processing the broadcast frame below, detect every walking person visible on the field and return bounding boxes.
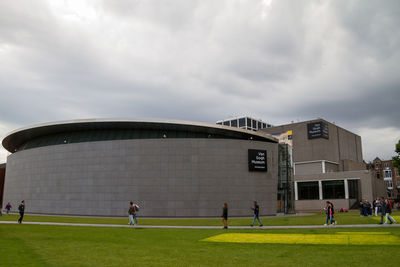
[324,201,336,225]
[329,202,336,225]
[18,200,25,224]
[5,202,12,215]
[379,197,386,224]
[384,199,397,224]
[128,201,138,226]
[250,201,263,227]
[222,203,228,229]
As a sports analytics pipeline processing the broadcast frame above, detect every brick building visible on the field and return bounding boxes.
[367,158,400,201]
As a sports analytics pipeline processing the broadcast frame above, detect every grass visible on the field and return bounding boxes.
[1,210,399,226]
[0,224,399,266]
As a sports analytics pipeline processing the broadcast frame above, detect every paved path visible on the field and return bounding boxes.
[1,220,399,229]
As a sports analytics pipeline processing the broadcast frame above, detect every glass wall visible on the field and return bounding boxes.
[348,179,359,199]
[297,181,319,200]
[277,144,294,213]
[239,118,245,127]
[18,127,268,151]
[322,180,345,199]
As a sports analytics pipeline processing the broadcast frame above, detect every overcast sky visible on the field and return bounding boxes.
[0,0,399,162]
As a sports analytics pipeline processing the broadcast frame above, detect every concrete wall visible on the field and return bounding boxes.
[3,138,278,217]
[372,177,387,200]
[340,159,366,172]
[261,119,363,167]
[0,164,5,207]
[295,162,322,175]
[325,162,338,173]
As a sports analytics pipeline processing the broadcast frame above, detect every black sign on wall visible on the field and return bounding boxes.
[248,149,267,172]
[307,121,329,139]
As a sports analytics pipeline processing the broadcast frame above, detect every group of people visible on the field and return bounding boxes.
[324,201,336,226]
[359,198,397,224]
[128,201,139,226]
[360,198,397,218]
[7,198,398,227]
[222,201,263,229]
[359,199,374,216]
[377,197,397,224]
[0,200,25,223]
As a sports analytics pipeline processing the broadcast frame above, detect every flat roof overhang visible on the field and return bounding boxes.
[2,118,278,153]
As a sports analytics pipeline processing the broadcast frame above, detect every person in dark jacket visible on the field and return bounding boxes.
[222,203,228,229]
[366,201,372,216]
[324,201,336,225]
[379,197,386,224]
[250,201,263,227]
[18,200,25,224]
[384,199,397,224]
[5,202,12,215]
[359,200,364,216]
[128,201,138,225]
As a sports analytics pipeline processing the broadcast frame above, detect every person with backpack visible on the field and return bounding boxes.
[325,202,336,225]
[128,201,138,226]
[18,200,25,224]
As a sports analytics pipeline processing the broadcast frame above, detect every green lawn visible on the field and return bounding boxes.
[0,224,399,266]
[1,210,399,226]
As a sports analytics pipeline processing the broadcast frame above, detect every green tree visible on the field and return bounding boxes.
[393,139,400,168]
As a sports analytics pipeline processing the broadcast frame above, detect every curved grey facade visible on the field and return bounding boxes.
[3,119,278,217]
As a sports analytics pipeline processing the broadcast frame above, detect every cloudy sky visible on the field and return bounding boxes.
[0,0,399,162]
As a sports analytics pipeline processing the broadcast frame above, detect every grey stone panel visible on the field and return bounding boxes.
[3,138,278,217]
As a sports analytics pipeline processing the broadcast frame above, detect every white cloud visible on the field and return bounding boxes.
[358,127,399,162]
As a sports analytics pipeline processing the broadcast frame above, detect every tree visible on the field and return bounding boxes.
[393,140,400,168]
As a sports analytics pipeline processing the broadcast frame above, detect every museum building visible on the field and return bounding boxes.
[1,119,279,217]
[261,119,386,211]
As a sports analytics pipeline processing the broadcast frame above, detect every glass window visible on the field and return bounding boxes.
[297,181,319,200]
[322,180,345,199]
[246,118,251,127]
[223,121,230,126]
[239,118,245,127]
[348,180,359,199]
[216,122,222,125]
[384,170,392,178]
[257,122,261,129]
[386,180,393,188]
[252,120,256,129]
[397,180,400,187]
[375,163,380,170]
[376,172,380,179]
[263,123,267,128]
[231,119,237,127]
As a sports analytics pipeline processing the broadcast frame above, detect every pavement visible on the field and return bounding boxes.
[1,220,399,229]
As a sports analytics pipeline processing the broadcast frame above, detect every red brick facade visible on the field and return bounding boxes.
[367,158,400,200]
